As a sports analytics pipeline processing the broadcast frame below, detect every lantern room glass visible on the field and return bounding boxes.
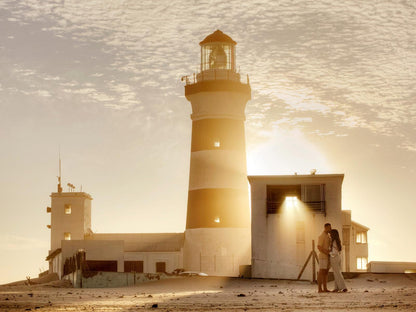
[201,43,235,72]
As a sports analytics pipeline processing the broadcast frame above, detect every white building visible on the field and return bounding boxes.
[46,190,184,279]
[249,174,369,280]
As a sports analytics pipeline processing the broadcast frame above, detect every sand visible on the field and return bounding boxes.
[1,273,415,311]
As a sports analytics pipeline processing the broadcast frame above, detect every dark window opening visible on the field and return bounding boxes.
[156,262,166,273]
[302,184,326,213]
[266,185,301,214]
[85,260,117,272]
[266,184,326,214]
[124,261,144,273]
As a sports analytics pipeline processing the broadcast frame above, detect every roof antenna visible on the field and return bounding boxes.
[57,147,63,193]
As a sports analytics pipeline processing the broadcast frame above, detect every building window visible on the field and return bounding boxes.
[64,204,71,214]
[64,232,71,240]
[86,260,117,272]
[301,184,326,213]
[214,141,220,148]
[357,257,368,270]
[266,185,301,214]
[124,261,144,273]
[156,262,166,273]
[266,184,325,214]
[356,232,367,244]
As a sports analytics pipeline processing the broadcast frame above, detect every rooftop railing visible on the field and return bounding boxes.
[266,201,326,215]
[182,69,250,86]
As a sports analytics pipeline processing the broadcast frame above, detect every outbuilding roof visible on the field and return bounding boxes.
[45,248,62,261]
[351,220,370,231]
[91,233,185,252]
[200,30,236,45]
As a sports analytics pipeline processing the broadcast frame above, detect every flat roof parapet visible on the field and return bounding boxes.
[50,192,93,200]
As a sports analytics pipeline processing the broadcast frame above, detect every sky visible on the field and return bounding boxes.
[0,0,415,284]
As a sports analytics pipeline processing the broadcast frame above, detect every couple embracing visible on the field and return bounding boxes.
[317,223,348,293]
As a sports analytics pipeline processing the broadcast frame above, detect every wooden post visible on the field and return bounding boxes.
[297,252,313,280]
[312,240,316,283]
[297,239,320,282]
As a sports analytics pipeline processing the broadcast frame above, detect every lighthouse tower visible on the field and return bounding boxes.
[183,30,251,276]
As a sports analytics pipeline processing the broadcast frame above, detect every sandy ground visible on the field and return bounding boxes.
[1,274,415,311]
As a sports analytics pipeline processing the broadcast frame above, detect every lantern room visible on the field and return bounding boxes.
[200,30,236,72]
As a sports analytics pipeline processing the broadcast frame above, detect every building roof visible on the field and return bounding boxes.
[91,233,185,252]
[45,248,62,261]
[351,220,370,231]
[248,173,344,179]
[50,192,93,200]
[200,30,236,45]
[248,174,344,183]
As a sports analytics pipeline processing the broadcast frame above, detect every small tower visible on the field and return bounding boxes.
[47,164,92,254]
[183,30,251,276]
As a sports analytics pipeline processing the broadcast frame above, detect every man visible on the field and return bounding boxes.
[317,223,332,293]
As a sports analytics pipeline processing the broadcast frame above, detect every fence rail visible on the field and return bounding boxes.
[182,69,249,85]
[266,201,326,214]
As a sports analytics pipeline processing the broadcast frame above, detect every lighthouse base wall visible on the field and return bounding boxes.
[183,228,251,277]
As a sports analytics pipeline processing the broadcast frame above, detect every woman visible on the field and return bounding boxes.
[329,229,348,292]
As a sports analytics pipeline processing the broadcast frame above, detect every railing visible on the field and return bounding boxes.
[181,69,250,86]
[306,201,326,213]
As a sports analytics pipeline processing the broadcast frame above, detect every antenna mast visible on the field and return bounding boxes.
[57,148,63,193]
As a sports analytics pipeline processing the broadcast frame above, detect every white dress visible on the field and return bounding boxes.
[330,240,347,291]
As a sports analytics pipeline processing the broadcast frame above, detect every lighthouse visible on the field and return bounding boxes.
[183,30,251,276]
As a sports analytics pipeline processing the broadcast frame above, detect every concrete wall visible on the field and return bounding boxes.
[65,271,173,288]
[124,251,183,273]
[183,228,251,277]
[249,174,344,280]
[62,240,125,272]
[59,240,182,277]
[51,253,63,279]
[368,261,416,273]
[342,211,369,272]
[350,222,369,271]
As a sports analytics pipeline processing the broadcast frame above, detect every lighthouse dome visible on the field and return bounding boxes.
[199,30,237,45]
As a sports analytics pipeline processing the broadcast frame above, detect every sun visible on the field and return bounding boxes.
[247,128,331,175]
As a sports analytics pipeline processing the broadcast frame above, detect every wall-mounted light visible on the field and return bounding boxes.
[285,196,298,209]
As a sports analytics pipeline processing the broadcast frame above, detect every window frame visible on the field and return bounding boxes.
[266,184,326,214]
[356,231,367,244]
[357,257,368,270]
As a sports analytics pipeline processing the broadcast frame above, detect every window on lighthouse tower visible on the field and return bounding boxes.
[201,42,234,72]
[64,232,71,240]
[64,204,71,214]
[209,45,227,69]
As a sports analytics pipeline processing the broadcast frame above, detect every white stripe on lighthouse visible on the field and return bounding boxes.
[188,150,248,191]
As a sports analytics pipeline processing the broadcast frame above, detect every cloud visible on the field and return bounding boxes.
[36,90,52,97]
[1,0,415,146]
